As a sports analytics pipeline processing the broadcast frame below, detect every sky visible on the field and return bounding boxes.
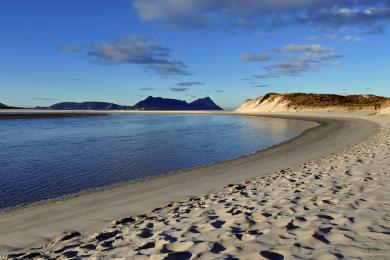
[1,0,390,108]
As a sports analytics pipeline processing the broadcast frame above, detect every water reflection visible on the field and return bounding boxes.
[0,114,314,209]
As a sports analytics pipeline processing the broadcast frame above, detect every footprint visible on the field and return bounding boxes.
[137,228,154,238]
[319,226,333,234]
[95,230,120,241]
[187,226,200,233]
[164,251,192,260]
[62,250,78,258]
[54,244,77,254]
[211,220,225,229]
[114,216,136,225]
[248,229,263,236]
[317,214,334,221]
[294,243,314,250]
[100,240,113,249]
[159,233,177,243]
[59,231,81,242]
[312,232,330,244]
[79,244,96,251]
[286,220,299,231]
[260,250,284,260]
[5,253,24,258]
[21,252,42,259]
[210,242,225,253]
[262,212,272,217]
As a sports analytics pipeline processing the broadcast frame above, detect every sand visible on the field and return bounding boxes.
[0,111,388,259]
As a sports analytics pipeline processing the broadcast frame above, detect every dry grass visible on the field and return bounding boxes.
[261,93,389,109]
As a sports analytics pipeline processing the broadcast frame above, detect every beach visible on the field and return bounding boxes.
[1,111,388,259]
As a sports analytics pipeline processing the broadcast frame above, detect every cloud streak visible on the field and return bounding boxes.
[32,98,59,101]
[87,36,190,76]
[132,0,390,31]
[277,44,332,53]
[308,34,361,42]
[252,84,269,88]
[240,53,270,62]
[297,5,390,28]
[170,87,187,92]
[245,43,342,79]
[58,45,81,52]
[175,81,204,86]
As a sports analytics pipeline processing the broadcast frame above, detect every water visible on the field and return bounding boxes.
[0,114,315,210]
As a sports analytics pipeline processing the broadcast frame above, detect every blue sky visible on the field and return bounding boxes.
[1,0,390,108]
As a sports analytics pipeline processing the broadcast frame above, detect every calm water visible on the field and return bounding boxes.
[0,114,315,210]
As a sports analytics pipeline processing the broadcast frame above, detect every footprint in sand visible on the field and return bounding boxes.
[95,230,120,241]
[164,251,192,260]
[260,250,285,260]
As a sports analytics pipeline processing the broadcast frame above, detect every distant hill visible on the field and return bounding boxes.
[189,97,223,110]
[133,96,188,110]
[0,103,9,109]
[237,93,390,114]
[133,96,223,111]
[43,102,132,110]
[0,102,20,109]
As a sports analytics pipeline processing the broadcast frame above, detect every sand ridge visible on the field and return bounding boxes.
[2,114,389,259]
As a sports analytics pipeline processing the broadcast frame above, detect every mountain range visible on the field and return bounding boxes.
[33,96,223,111]
[45,102,131,111]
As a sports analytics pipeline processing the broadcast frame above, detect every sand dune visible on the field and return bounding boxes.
[237,93,390,114]
[1,113,389,259]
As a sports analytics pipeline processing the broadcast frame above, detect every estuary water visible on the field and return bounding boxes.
[0,114,316,209]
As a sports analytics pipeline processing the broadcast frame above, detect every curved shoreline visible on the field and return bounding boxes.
[0,112,379,253]
[0,113,317,213]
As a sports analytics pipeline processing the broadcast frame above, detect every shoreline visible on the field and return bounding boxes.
[0,112,319,213]
[0,112,379,254]
[0,122,318,214]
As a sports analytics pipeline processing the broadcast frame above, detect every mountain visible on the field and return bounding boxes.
[133,96,189,110]
[0,102,20,109]
[46,102,131,110]
[236,93,390,114]
[189,97,223,110]
[0,103,9,109]
[133,96,223,111]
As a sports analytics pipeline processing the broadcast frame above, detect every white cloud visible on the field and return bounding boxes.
[245,43,342,79]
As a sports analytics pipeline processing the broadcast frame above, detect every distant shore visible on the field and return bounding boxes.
[0,109,231,120]
[0,110,107,119]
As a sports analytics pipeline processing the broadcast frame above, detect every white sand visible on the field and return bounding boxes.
[1,112,389,259]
